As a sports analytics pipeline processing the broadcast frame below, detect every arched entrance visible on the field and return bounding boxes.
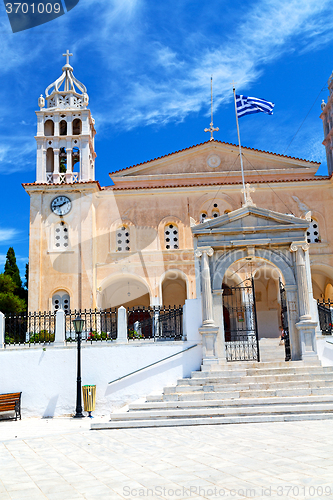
[193,204,318,363]
[100,275,151,309]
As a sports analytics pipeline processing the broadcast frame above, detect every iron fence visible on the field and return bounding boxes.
[127,305,183,341]
[65,308,117,342]
[5,311,56,345]
[317,299,332,335]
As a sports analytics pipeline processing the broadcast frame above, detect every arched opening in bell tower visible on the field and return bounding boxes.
[59,120,67,136]
[44,120,54,136]
[46,148,54,173]
[72,118,82,135]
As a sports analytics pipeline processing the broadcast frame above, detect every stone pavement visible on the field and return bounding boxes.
[0,417,332,500]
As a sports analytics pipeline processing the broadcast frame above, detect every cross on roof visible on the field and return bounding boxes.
[63,50,73,65]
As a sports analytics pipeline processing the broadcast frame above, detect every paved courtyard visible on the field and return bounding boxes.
[0,417,332,500]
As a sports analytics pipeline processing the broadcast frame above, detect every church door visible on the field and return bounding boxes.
[223,278,260,362]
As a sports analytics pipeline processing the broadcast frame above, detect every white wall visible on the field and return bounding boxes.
[316,338,333,367]
[0,342,202,418]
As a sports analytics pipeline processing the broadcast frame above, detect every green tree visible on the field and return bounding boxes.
[0,274,26,314]
[4,247,22,289]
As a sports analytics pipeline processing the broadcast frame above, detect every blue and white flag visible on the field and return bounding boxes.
[236,94,274,118]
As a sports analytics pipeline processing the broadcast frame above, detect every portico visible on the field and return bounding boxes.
[192,204,318,363]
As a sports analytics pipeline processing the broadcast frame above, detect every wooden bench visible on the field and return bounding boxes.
[0,393,21,421]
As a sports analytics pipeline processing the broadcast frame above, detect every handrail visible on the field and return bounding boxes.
[108,343,198,384]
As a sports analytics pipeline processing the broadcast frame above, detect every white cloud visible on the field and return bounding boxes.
[0,229,19,242]
[99,0,333,130]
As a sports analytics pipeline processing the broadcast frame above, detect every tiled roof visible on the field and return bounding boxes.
[103,175,331,191]
[109,140,321,176]
[22,181,102,190]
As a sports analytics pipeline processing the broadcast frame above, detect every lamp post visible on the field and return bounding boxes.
[73,315,85,418]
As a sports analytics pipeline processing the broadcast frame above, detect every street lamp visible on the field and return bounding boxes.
[73,315,85,418]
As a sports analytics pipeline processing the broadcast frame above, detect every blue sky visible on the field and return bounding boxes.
[0,0,332,277]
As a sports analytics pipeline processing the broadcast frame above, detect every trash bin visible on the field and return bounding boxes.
[82,385,96,417]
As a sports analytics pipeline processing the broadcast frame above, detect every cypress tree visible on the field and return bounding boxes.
[4,247,22,289]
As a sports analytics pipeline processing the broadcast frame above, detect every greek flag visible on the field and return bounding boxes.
[236,94,274,118]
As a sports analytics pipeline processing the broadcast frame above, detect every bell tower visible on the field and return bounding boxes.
[320,72,333,175]
[35,50,96,184]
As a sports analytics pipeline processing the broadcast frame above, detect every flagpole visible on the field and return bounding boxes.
[232,86,247,205]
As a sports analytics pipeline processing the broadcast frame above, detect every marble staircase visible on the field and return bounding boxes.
[92,338,333,429]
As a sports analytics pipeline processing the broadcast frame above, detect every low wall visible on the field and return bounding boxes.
[316,337,333,367]
[0,341,202,418]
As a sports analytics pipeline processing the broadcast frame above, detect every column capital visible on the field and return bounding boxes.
[290,241,309,252]
[195,246,214,258]
[53,148,60,154]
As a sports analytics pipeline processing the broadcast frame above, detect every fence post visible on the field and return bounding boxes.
[116,306,128,344]
[54,309,66,346]
[0,312,4,349]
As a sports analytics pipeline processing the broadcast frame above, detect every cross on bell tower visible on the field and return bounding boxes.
[35,51,96,184]
[63,50,73,65]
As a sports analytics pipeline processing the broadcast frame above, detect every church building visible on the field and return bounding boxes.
[23,54,333,364]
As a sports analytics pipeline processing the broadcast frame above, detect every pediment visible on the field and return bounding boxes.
[110,141,318,185]
[192,205,309,247]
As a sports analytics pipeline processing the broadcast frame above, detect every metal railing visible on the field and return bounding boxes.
[317,299,332,335]
[65,308,117,343]
[5,311,56,345]
[127,305,183,341]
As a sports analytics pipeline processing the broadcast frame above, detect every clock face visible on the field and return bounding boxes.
[51,196,72,216]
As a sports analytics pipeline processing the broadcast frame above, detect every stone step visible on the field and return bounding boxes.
[199,360,322,372]
[163,386,333,401]
[92,412,333,429]
[128,394,333,411]
[109,402,333,422]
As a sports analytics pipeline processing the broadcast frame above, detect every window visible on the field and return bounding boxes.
[200,212,207,223]
[164,224,179,249]
[55,221,69,249]
[117,226,130,251]
[212,203,219,218]
[307,219,320,243]
[52,291,70,313]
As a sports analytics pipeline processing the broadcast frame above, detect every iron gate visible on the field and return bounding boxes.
[279,279,291,361]
[223,278,260,362]
[317,299,332,335]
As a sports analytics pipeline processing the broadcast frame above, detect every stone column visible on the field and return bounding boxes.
[54,309,66,346]
[116,306,128,344]
[212,289,226,362]
[290,242,317,359]
[53,148,60,184]
[195,247,215,326]
[195,247,219,366]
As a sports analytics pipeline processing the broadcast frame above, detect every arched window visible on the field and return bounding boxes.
[72,147,80,171]
[164,224,179,249]
[54,221,69,249]
[59,147,67,173]
[72,118,82,135]
[46,148,54,173]
[44,119,54,136]
[59,120,67,136]
[52,291,70,313]
[307,219,320,243]
[116,226,130,252]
